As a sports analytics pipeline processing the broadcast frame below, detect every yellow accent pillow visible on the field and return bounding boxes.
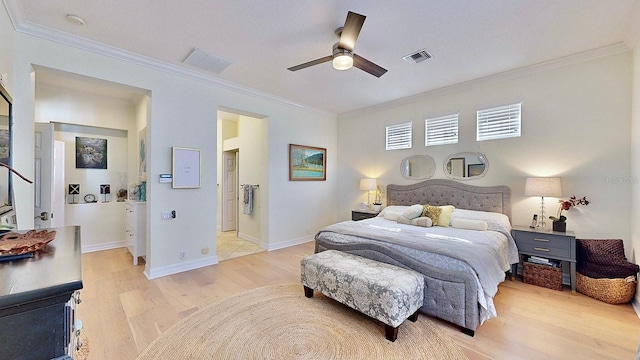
[436,205,455,227]
[421,205,442,225]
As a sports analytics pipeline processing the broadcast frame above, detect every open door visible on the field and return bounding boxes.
[221,151,237,231]
[34,123,54,229]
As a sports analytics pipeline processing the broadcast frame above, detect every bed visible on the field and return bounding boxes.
[314,179,518,336]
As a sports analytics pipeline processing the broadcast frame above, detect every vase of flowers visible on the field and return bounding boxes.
[549,195,589,232]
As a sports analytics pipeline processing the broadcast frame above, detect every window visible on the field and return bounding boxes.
[476,102,521,141]
[386,121,412,150]
[425,113,458,146]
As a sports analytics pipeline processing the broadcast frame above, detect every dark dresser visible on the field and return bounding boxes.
[0,226,83,360]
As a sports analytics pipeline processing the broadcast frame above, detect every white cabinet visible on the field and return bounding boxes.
[125,201,146,265]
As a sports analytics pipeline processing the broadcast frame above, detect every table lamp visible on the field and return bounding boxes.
[359,178,377,209]
[524,177,562,229]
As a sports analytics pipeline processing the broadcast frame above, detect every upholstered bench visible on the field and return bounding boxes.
[300,250,424,342]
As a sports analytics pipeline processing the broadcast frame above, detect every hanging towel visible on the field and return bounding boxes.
[243,185,253,215]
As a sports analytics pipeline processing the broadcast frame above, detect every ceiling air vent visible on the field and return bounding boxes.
[403,49,432,64]
[183,48,233,75]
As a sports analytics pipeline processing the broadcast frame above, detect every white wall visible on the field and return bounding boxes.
[2,5,338,278]
[237,114,266,244]
[338,52,633,254]
[631,32,640,312]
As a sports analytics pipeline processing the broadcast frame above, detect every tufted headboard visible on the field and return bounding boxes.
[387,179,512,220]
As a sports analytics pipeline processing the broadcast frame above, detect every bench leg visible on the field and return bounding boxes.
[303,286,314,298]
[461,327,475,337]
[385,325,398,342]
[408,310,419,322]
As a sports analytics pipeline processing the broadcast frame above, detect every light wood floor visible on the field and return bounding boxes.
[78,242,640,359]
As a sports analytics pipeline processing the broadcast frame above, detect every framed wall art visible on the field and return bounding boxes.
[76,136,107,169]
[289,144,326,181]
[172,146,201,188]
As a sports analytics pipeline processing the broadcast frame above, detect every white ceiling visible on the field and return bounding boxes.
[5,0,640,114]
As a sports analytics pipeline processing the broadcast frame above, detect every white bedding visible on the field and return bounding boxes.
[315,208,519,323]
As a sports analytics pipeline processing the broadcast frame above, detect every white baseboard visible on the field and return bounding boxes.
[237,232,261,246]
[266,235,314,251]
[82,240,127,253]
[144,255,219,280]
[633,297,640,319]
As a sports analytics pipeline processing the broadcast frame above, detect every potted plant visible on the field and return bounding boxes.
[549,195,589,232]
[372,185,384,212]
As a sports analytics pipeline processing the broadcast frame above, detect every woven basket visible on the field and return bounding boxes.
[523,262,563,291]
[576,272,637,304]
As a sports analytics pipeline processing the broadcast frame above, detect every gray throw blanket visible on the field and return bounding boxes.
[316,220,513,298]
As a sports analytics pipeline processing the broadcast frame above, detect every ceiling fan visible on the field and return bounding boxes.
[287,11,387,78]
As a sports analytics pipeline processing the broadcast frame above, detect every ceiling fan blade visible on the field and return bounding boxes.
[338,11,365,51]
[287,55,333,72]
[353,54,388,78]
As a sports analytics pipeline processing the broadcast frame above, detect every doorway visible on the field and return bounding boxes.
[216,109,266,261]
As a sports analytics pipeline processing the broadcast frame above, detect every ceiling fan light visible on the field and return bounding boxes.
[332,53,353,70]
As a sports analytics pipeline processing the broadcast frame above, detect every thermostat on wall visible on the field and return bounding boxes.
[159,174,172,183]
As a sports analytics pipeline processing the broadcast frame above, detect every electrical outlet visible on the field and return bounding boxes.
[180,251,186,260]
[201,247,209,254]
[161,211,172,220]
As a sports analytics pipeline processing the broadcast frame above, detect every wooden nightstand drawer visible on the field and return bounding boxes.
[513,232,572,259]
[352,210,378,221]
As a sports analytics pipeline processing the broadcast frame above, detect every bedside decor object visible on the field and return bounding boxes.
[359,178,377,209]
[289,144,326,181]
[524,177,562,229]
[0,229,57,256]
[100,184,110,202]
[69,184,80,204]
[548,195,589,232]
[84,193,97,203]
[373,184,384,211]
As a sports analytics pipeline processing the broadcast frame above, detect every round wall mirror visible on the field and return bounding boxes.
[444,152,488,180]
[400,155,435,180]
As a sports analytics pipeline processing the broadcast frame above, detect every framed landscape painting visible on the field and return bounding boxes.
[289,144,326,181]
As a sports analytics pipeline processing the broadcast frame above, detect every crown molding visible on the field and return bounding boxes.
[3,2,334,117]
[340,42,631,118]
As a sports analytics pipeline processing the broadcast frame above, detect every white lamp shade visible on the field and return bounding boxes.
[359,178,377,191]
[524,177,562,197]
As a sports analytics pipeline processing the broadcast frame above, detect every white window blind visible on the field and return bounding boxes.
[425,113,458,146]
[476,103,521,141]
[386,122,412,150]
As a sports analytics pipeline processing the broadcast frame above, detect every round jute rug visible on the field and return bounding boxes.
[137,284,468,359]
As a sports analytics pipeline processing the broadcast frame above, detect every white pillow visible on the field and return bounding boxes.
[397,215,432,227]
[379,206,409,218]
[412,216,433,227]
[451,218,488,231]
[402,204,425,220]
[383,210,403,221]
[449,209,511,233]
[396,215,412,225]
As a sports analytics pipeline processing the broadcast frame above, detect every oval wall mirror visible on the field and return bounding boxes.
[400,155,435,180]
[444,152,488,180]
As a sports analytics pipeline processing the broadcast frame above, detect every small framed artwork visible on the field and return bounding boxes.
[289,144,326,181]
[76,136,107,169]
[449,157,465,177]
[467,163,486,177]
[172,147,201,188]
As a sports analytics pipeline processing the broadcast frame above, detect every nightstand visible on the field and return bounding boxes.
[511,225,576,292]
[352,210,379,221]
